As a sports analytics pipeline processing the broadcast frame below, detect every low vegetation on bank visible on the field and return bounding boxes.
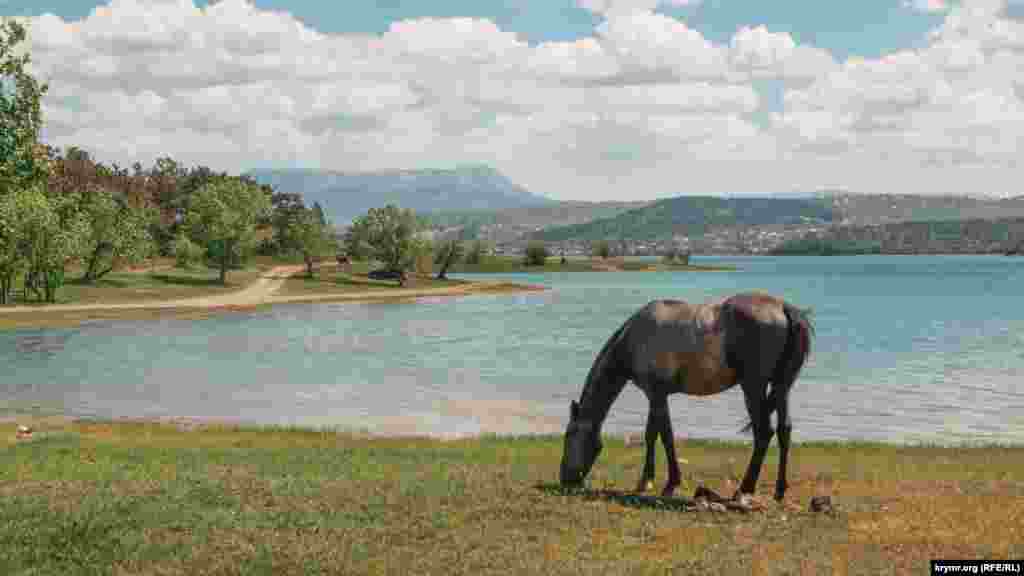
[449,255,735,274]
[2,418,1021,575]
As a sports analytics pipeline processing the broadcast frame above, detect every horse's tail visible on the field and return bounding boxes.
[740,303,814,435]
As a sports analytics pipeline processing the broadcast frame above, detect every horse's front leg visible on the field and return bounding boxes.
[654,394,681,497]
[635,397,658,493]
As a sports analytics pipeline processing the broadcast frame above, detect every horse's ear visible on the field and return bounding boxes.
[570,401,579,420]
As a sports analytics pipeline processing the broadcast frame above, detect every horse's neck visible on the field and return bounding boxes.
[580,372,627,431]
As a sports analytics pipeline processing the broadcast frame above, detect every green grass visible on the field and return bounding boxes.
[4,259,275,307]
[2,419,1021,575]
[276,264,470,297]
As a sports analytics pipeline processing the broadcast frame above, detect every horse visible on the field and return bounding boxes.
[559,292,814,504]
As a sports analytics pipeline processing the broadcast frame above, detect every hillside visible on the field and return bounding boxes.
[534,196,836,242]
[246,165,554,226]
[774,216,1024,255]
[419,200,652,244]
[827,193,1024,226]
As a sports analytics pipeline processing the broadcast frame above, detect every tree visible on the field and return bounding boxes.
[183,179,272,284]
[464,239,488,265]
[524,240,549,266]
[270,190,305,255]
[434,238,464,280]
[346,204,420,272]
[592,239,611,259]
[0,189,26,303]
[4,184,89,302]
[171,231,203,270]
[312,201,327,228]
[79,188,155,282]
[411,237,433,277]
[289,208,334,278]
[0,20,50,196]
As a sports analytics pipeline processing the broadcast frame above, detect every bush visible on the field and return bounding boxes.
[172,233,205,270]
[523,241,549,266]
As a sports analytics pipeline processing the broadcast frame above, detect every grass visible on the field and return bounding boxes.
[451,256,736,274]
[2,418,1021,575]
[276,263,470,297]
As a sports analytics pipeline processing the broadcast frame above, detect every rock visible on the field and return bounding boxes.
[15,425,32,439]
[810,496,833,513]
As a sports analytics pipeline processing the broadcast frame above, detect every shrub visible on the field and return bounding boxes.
[523,241,549,266]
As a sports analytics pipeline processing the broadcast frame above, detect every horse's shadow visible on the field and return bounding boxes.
[536,483,736,513]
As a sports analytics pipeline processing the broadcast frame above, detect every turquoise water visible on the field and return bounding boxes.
[3,255,1024,444]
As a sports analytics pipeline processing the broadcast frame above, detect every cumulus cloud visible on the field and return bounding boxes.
[15,0,1024,200]
[903,0,950,13]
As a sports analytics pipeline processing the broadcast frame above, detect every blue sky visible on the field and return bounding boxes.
[7,0,946,59]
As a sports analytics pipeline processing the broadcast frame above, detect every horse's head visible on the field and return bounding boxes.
[560,400,602,487]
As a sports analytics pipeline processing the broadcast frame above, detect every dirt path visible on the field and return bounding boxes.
[0,266,546,315]
[0,265,305,314]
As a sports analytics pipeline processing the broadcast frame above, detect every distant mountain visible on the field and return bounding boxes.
[534,196,836,242]
[246,165,554,227]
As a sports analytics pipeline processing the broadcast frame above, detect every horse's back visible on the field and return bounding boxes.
[625,293,795,396]
[628,298,736,396]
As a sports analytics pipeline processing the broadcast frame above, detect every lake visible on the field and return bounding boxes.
[3,255,1024,445]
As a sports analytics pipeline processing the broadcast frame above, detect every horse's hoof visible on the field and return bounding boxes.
[661,485,678,498]
[636,480,654,493]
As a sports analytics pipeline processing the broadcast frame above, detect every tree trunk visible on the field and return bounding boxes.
[219,239,230,285]
[305,253,314,278]
[81,244,109,283]
[436,252,451,280]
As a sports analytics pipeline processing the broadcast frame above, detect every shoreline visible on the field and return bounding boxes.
[8,412,1024,448]
[6,411,1022,449]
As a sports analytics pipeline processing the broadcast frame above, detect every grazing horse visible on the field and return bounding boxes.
[559,292,814,503]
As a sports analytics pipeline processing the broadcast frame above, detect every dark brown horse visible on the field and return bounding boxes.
[559,292,814,503]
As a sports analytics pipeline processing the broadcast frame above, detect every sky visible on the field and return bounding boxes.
[2,0,1023,201]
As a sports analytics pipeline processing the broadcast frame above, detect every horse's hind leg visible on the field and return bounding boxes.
[774,385,793,501]
[737,381,774,498]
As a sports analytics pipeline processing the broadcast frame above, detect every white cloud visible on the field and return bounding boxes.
[16,0,1024,200]
[903,0,950,13]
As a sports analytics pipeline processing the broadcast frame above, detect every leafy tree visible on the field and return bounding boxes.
[7,184,89,302]
[523,240,549,266]
[434,238,464,280]
[312,201,327,228]
[289,208,335,278]
[0,20,50,195]
[183,179,272,284]
[79,188,155,282]
[0,190,26,303]
[592,239,611,259]
[270,190,305,254]
[171,231,203,270]
[411,237,433,276]
[464,239,488,265]
[346,204,421,272]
